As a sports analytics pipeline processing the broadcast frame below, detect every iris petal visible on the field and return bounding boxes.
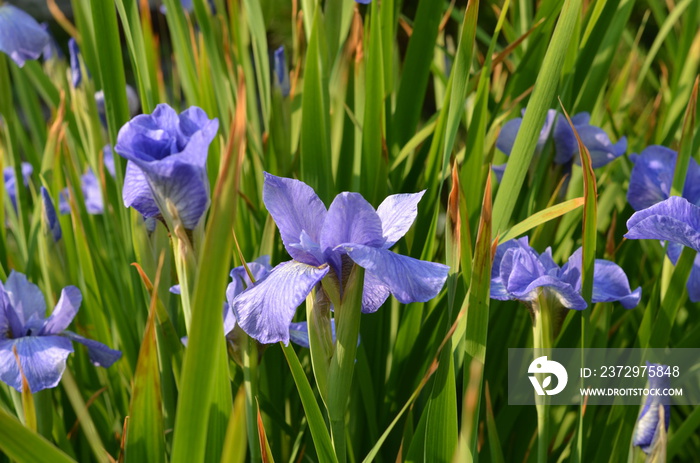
[0,336,73,392]
[232,260,330,345]
[342,244,449,304]
[263,173,327,266]
[40,286,81,335]
[0,5,49,67]
[625,197,700,251]
[591,260,641,308]
[376,191,425,248]
[61,331,122,367]
[361,272,391,313]
[123,161,160,219]
[5,271,46,326]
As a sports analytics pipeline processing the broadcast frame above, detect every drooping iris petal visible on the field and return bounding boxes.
[591,260,641,309]
[123,161,161,220]
[40,186,62,242]
[61,331,122,367]
[376,191,425,248]
[341,244,449,304]
[222,303,237,336]
[361,272,391,313]
[232,261,330,345]
[39,287,81,335]
[633,363,671,453]
[0,336,73,392]
[625,196,700,251]
[263,172,327,266]
[289,320,338,348]
[0,5,50,67]
[577,126,627,168]
[68,38,82,88]
[4,271,46,326]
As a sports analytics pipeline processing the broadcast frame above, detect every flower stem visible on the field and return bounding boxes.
[533,294,555,463]
[326,265,365,463]
[305,288,333,404]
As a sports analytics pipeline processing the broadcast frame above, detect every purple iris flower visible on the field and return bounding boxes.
[232,173,449,345]
[626,147,700,301]
[68,38,82,88]
[273,46,290,97]
[115,104,219,230]
[0,272,121,392]
[40,187,61,242]
[3,163,33,210]
[632,362,671,453]
[59,147,115,215]
[355,0,371,4]
[552,112,627,167]
[491,237,641,310]
[0,4,49,67]
[494,110,626,180]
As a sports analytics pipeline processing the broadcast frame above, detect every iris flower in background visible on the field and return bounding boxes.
[0,271,121,392]
[232,173,449,345]
[59,146,115,215]
[494,109,626,180]
[273,46,291,97]
[0,4,49,67]
[3,163,33,210]
[491,236,641,311]
[116,104,219,230]
[68,38,83,88]
[626,147,700,301]
[632,362,671,454]
[95,86,141,125]
[40,187,62,242]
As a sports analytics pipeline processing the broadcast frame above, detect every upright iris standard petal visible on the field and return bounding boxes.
[341,244,449,304]
[0,336,73,392]
[625,196,700,251]
[273,46,291,97]
[263,172,327,265]
[320,193,385,274]
[591,260,642,308]
[633,363,671,453]
[232,261,330,345]
[40,287,81,335]
[375,191,426,248]
[4,271,46,326]
[116,104,218,229]
[0,5,50,67]
[40,187,62,242]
